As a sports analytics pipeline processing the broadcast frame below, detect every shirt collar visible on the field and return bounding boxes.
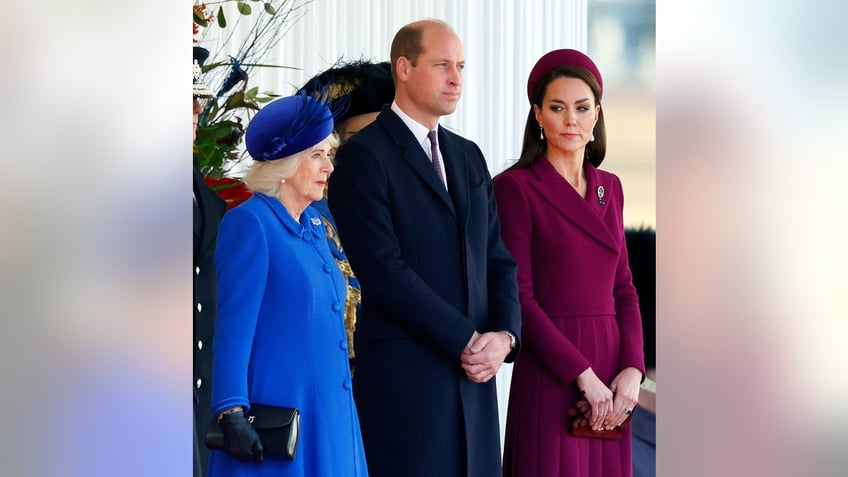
[391,101,438,150]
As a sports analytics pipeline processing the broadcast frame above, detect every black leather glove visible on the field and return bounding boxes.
[220,409,264,462]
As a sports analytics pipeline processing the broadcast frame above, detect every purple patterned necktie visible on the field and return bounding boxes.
[428,129,445,184]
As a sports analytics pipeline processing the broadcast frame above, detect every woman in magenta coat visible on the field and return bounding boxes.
[494,49,645,477]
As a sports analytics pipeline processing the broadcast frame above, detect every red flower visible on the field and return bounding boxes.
[193,4,215,43]
[204,176,252,210]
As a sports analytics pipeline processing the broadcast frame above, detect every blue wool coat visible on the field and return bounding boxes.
[208,193,368,477]
[328,107,521,477]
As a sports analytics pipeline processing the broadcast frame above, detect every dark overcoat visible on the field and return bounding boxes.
[193,165,225,477]
[328,107,521,477]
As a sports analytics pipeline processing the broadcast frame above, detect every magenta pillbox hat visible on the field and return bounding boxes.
[526,49,603,103]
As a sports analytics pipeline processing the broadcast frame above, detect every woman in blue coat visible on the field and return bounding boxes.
[208,94,368,477]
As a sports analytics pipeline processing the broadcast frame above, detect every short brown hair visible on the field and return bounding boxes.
[389,19,450,81]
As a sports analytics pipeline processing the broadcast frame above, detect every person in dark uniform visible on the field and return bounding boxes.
[193,45,226,477]
[625,227,656,477]
[297,60,395,364]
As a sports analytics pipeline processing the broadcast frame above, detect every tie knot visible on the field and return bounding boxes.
[428,129,438,145]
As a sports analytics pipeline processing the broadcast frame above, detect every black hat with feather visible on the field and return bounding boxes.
[297,60,395,126]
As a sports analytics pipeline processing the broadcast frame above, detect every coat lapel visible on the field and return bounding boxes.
[193,166,226,265]
[378,108,455,216]
[193,167,203,235]
[440,128,468,225]
[528,158,618,253]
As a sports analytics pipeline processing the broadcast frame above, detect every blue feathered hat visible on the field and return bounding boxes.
[245,93,334,161]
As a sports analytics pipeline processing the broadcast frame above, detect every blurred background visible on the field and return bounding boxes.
[589,0,655,228]
[4,0,847,476]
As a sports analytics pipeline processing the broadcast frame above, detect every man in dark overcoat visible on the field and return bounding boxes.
[328,19,521,477]
[192,46,225,477]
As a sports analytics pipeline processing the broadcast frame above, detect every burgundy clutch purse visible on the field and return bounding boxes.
[566,406,633,440]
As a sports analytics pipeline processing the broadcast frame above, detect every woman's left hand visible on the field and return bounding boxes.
[604,367,642,429]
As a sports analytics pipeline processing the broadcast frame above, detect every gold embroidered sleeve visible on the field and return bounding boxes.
[336,258,361,359]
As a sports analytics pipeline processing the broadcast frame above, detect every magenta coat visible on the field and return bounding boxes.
[494,157,645,477]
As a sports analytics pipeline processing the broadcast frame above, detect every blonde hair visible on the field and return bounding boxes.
[244,133,339,196]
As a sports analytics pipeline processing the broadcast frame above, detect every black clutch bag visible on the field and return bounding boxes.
[206,404,301,460]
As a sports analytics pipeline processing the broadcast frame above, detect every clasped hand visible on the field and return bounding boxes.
[460,331,511,383]
[574,366,641,431]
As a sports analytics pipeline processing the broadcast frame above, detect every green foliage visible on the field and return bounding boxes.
[217,6,226,27]
[193,9,209,27]
[195,79,281,178]
[236,2,251,15]
[193,0,303,177]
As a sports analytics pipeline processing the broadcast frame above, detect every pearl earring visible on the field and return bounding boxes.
[281,178,286,184]
[589,134,595,142]
[539,126,544,140]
